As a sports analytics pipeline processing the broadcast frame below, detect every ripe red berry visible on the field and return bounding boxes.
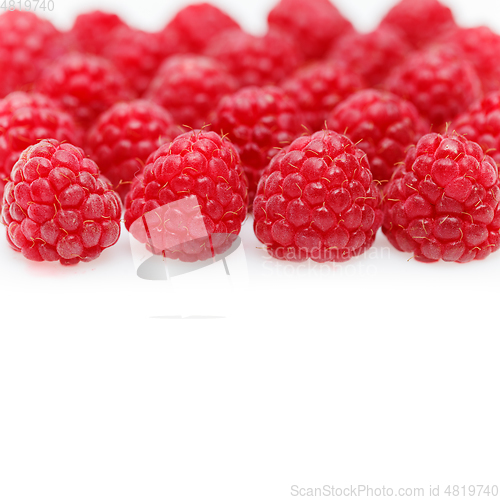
[146,55,237,129]
[0,91,82,202]
[2,139,122,265]
[253,130,383,262]
[281,61,365,133]
[382,132,500,263]
[124,130,248,262]
[87,100,177,201]
[211,86,303,203]
[0,10,63,97]
[36,53,133,130]
[205,29,301,88]
[453,91,500,167]
[163,2,240,54]
[327,89,428,182]
[385,46,482,131]
[69,10,127,56]
[380,0,456,49]
[267,0,353,61]
[328,26,412,88]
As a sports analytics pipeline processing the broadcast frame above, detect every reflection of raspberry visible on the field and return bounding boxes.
[125,130,248,262]
[253,130,383,263]
[382,132,500,263]
[0,11,62,97]
[211,86,303,203]
[438,27,500,94]
[282,61,365,133]
[380,0,456,49]
[146,55,237,129]
[163,2,240,54]
[0,92,82,201]
[329,26,412,88]
[205,30,301,88]
[87,100,176,201]
[103,26,168,97]
[385,47,482,131]
[268,0,352,61]
[1,139,122,265]
[37,53,132,130]
[69,10,126,56]
[453,91,500,167]
[328,90,428,182]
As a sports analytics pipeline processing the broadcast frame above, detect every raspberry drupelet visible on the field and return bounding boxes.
[253,130,383,263]
[281,61,365,133]
[36,53,132,130]
[145,55,237,130]
[86,100,177,201]
[1,139,122,265]
[124,130,248,263]
[0,91,82,201]
[327,89,429,182]
[382,132,500,263]
[211,86,304,204]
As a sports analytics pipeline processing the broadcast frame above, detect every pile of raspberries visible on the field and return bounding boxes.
[2,0,500,266]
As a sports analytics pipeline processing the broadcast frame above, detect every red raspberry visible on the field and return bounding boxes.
[385,46,482,132]
[438,26,500,95]
[327,90,429,182]
[328,26,412,88]
[145,55,237,129]
[253,130,383,263]
[281,61,365,133]
[453,91,500,167]
[69,10,127,56]
[205,29,301,88]
[382,132,500,263]
[87,100,177,201]
[0,10,63,97]
[124,130,248,262]
[267,0,353,61]
[163,2,240,54]
[211,86,303,203]
[103,26,168,97]
[36,53,132,130]
[0,91,82,201]
[379,0,456,49]
[1,139,122,265]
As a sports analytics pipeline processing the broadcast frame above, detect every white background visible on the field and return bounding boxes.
[1,1,499,499]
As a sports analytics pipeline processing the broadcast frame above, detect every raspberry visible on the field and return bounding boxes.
[145,55,237,129]
[0,91,82,202]
[453,91,500,167]
[86,100,177,201]
[36,53,132,130]
[282,61,365,133]
[437,26,500,95]
[253,130,383,263]
[267,0,353,61]
[379,0,456,49]
[211,86,303,203]
[69,10,127,56]
[385,46,482,132]
[163,2,240,54]
[1,139,122,265]
[0,10,63,97]
[102,26,168,97]
[327,89,428,182]
[328,26,412,88]
[124,130,248,262]
[382,132,500,263]
[205,29,301,88]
